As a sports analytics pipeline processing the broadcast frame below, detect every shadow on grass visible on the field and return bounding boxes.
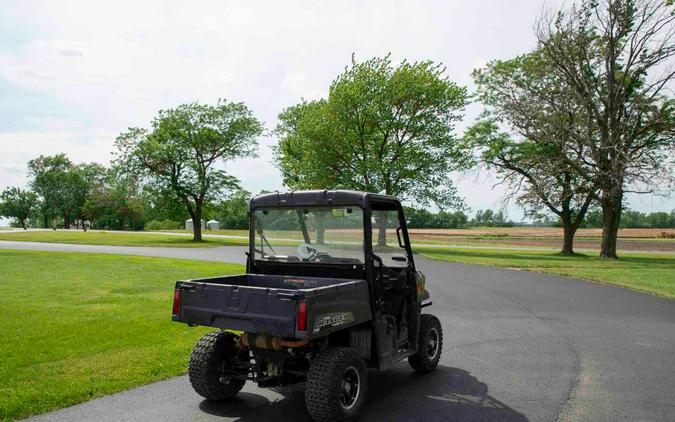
[198,365,527,421]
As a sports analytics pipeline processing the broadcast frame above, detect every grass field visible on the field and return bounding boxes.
[0,230,248,247]
[152,229,250,237]
[1,228,673,252]
[0,250,244,420]
[416,246,675,299]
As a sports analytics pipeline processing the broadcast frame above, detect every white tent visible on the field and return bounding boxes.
[185,219,206,231]
[206,219,220,231]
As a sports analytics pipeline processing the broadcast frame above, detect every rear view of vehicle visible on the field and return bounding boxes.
[172,190,443,421]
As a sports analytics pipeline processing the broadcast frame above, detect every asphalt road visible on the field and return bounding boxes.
[0,240,248,263]
[4,241,673,422]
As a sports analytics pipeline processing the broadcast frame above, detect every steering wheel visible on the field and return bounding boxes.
[297,243,317,260]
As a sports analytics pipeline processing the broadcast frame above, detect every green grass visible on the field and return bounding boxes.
[415,246,675,299]
[0,230,248,247]
[151,228,249,237]
[0,250,244,420]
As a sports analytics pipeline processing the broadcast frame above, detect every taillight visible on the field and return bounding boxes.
[172,288,181,319]
[297,300,307,331]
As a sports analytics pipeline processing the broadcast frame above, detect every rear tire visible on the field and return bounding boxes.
[305,346,367,422]
[189,331,245,400]
[408,314,443,373]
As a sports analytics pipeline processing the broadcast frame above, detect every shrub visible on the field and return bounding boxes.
[144,219,182,231]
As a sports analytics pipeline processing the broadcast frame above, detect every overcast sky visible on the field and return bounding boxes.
[1,0,673,221]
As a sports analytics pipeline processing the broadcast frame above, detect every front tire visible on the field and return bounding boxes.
[305,346,367,422]
[189,331,245,400]
[408,314,443,373]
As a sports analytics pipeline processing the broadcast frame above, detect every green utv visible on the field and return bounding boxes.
[172,190,443,421]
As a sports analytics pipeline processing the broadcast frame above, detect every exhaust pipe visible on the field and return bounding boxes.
[238,332,310,351]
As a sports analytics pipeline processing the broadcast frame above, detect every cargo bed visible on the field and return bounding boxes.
[174,274,372,339]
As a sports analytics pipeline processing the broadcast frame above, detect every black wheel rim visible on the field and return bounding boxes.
[340,366,360,410]
[427,327,439,360]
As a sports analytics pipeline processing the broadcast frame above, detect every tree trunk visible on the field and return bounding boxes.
[559,212,577,255]
[377,216,387,247]
[20,218,26,230]
[600,190,622,259]
[192,204,203,242]
[316,212,325,244]
[561,223,576,255]
[63,214,70,229]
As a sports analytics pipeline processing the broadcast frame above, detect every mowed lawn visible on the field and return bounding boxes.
[0,230,248,247]
[0,250,243,420]
[416,246,675,299]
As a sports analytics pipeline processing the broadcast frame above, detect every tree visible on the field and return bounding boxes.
[0,187,38,229]
[275,55,469,244]
[82,165,147,231]
[466,52,598,254]
[27,154,73,229]
[537,0,675,258]
[216,188,251,229]
[435,210,469,228]
[471,209,515,227]
[582,208,604,228]
[404,207,469,228]
[67,163,106,230]
[646,211,672,228]
[115,100,263,241]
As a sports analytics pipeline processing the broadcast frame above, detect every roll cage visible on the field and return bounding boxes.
[246,190,416,280]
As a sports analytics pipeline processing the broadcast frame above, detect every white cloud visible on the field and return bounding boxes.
[33,39,84,57]
[0,130,117,187]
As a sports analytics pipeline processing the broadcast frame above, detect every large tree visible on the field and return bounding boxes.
[115,100,263,241]
[537,0,675,258]
[0,187,39,229]
[466,52,598,254]
[215,188,251,230]
[27,154,79,229]
[72,163,108,230]
[275,55,469,210]
[83,167,148,231]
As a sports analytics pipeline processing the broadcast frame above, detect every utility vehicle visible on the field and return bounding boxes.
[172,190,443,421]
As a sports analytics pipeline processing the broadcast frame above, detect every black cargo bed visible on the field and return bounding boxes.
[175,274,372,340]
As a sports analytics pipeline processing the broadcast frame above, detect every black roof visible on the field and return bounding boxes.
[250,190,400,209]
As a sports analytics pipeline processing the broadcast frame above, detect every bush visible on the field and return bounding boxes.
[144,219,182,231]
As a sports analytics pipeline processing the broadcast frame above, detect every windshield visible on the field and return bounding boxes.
[252,206,365,264]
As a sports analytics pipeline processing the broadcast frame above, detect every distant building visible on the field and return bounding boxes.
[185,219,206,231]
[206,219,220,231]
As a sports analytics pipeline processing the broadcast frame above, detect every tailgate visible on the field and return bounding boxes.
[175,281,299,337]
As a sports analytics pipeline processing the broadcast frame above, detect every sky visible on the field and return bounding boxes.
[0,0,673,222]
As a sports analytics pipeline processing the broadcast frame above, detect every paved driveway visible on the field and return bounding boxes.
[2,241,672,421]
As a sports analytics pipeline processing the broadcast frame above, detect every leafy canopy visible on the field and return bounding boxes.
[0,187,38,226]
[27,154,88,222]
[275,55,469,209]
[467,51,597,221]
[115,100,263,218]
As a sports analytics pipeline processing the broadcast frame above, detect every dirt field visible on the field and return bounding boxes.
[406,227,675,252]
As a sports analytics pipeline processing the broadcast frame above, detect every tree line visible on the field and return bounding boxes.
[0,153,256,234]
[583,209,675,229]
[1,0,673,259]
